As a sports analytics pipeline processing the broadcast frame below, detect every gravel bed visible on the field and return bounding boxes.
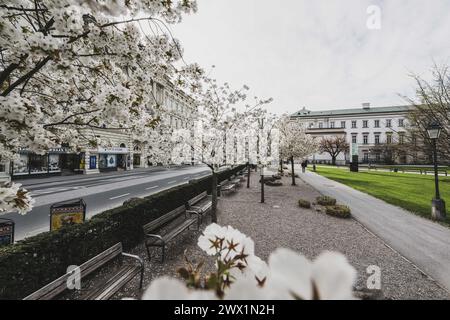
[64,172,449,300]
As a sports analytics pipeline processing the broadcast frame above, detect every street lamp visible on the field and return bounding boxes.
[426,121,446,220]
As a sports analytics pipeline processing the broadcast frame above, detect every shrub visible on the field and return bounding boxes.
[326,205,351,218]
[260,176,275,183]
[316,196,337,206]
[265,180,283,187]
[0,165,245,300]
[298,199,311,208]
[272,175,282,180]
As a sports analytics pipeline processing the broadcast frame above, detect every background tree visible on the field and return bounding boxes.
[318,137,349,166]
[172,78,273,222]
[278,117,318,186]
[404,64,450,164]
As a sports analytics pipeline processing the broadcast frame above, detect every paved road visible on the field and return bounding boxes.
[3,166,211,241]
[300,170,450,293]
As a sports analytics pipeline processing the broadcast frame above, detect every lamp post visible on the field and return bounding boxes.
[427,121,446,221]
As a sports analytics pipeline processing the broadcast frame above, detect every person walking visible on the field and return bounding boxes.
[301,160,307,173]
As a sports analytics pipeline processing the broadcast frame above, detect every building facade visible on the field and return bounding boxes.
[291,103,414,165]
[6,79,197,180]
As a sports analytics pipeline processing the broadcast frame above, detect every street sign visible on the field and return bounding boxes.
[50,199,86,231]
[0,218,15,246]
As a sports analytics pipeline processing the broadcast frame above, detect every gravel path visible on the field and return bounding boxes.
[68,171,449,300]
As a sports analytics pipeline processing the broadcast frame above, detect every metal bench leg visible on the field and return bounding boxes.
[139,268,144,289]
[145,243,152,261]
[161,245,166,263]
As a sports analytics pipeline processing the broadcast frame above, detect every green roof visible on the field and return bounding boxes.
[292,105,414,118]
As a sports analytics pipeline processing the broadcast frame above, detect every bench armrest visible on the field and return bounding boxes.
[122,252,144,269]
[186,209,202,217]
[145,234,164,242]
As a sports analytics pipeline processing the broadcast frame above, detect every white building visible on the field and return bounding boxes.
[291,103,414,165]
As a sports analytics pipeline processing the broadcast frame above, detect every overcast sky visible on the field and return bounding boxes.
[170,0,450,114]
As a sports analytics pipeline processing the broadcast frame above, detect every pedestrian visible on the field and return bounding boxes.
[301,160,307,173]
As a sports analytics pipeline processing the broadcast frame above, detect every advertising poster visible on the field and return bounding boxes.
[50,199,86,231]
[107,154,117,168]
[0,219,14,246]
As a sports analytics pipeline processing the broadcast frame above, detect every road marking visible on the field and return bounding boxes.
[145,186,159,190]
[109,193,130,200]
[167,180,177,185]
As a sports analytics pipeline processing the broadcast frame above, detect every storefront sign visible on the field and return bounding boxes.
[50,199,86,231]
[0,219,14,246]
[96,147,129,154]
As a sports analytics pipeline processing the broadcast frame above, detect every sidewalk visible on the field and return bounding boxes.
[103,172,448,300]
[300,170,450,293]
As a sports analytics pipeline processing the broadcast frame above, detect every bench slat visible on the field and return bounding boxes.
[83,265,141,300]
[23,243,123,300]
[143,205,186,234]
[163,218,197,242]
[187,191,208,206]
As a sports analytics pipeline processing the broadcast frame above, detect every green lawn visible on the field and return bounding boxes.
[312,166,450,224]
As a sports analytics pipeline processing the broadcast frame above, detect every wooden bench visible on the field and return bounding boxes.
[186,191,212,225]
[23,243,144,300]
[143,205,197,263]
[219,180,237,194]
[229,175,242,186]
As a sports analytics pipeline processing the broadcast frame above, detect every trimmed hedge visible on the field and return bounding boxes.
[298,199,311,209]
[316,195,337,206]
[325,205,352,219]
[0,165,245,300]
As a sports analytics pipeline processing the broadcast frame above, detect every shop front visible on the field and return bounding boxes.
[11,148,84,179]
[96,147,130,172]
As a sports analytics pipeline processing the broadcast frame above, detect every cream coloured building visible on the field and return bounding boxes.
[291,103,414,165]
[7,79,197,180]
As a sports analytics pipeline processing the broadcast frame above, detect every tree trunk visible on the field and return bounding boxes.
[211,171,218,223]
[279,159,283,174]
[291,156,296,186]
[247,163,250,188]
[261,167,265,203]
[332,156,336,166]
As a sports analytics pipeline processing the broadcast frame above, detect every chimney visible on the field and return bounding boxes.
[362,102,371,110]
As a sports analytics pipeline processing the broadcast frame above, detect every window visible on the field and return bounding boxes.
[341,121,346,128]
[386,133,392,144]
[309,122,314,128]
[363,134,369,145]
[352,135,357,144]
[375,134,380,144]
[374,120,380,128]
[319,122,323,129]
[399,133,405,144]
[386,119,392,128]
[375,153,381,162]
[363,120,368,128]
[363,152,369,162]
[330,122,335,128]
[399,119,404,127]
[351,121,357,128]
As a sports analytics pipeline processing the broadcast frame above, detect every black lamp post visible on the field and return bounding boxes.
[427,121,446,221]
